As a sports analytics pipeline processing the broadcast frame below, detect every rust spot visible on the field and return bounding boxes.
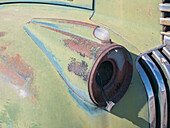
[68,58,88,81]
[148,8,152,17]
[32,22,109,59]
[88,46,133,106]
[0,32,6,37]
[0,46,7,52]
[0,46,39,102]
[64,39,102,59]
[0,53,33,87]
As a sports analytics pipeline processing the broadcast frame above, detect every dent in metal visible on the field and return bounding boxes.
[142,55,168,128]
[136,62,156,128]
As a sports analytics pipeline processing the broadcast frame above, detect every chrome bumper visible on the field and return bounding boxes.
[136,45,170,128]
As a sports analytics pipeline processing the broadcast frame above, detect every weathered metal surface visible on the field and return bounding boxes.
[0,32,6,37]
[164,36,170,45]
[90,0,161,54]
[160,18,170,26]
[0,0,93,9]
[68,58,89,81]
[24,18,133,109]
[0,3,151,128]
[88,45,133,107]
[0,44,38,102]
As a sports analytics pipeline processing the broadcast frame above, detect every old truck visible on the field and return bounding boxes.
[0,0,169,128]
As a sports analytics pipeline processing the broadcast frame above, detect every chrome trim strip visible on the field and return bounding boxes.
[142,55,168,128]
[161,32,170,37]
[152,50,170,79]
[160,18,170,26]
[164,36,170,45]
[136,62,156,128]
[162,47,170,59]
[159,4,170,12]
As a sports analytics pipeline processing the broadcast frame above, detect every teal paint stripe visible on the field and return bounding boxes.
[30,19,99,43]
[24,25,104,115]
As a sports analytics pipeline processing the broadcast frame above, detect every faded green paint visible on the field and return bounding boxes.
[0,0,93,9]
[91,0,162,54]
[0,2,153,128]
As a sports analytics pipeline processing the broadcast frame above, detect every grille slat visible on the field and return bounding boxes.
[142,54,168,128]
[159,4,170,12]
[136,45,169,128]
[162,47,170,59]
[136,62,156,128]
[159,2,170,45]
[152,50,170,78]
[160,18,170,26]
[164,36,170,45]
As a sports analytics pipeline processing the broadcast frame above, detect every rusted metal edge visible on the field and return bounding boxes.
[88,44,133,107]
[160,18,170,26]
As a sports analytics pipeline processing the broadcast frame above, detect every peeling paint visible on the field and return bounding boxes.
[30,20,107,59]
[0,32,6,37]
[24,25,104,115]
[148,8,152,17]
[68,58,88,81]
[0,49,37,102]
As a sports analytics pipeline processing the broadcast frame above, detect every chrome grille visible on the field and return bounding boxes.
[159,1,170,45]
[136,45,169,128]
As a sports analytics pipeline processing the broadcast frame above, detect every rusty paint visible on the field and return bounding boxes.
[0,46,7,52]
[160,18,170,26]
[68,58,89,81]
[0,53,33,86]
[0,32,6,37]
[88,45,133,106]
[148,8,152,17]
[34,18,98,28]
[31,21,111,59]
[26,19,133,107]
[0,49,38,101]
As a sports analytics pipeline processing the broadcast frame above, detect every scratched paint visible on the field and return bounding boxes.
[0,4,151,127]
[0,48,38,102]
[30,19,100,45]
[29,19,111,60]
[0,32,6,37]
[24,25,104,115]
[68,58,89,81]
